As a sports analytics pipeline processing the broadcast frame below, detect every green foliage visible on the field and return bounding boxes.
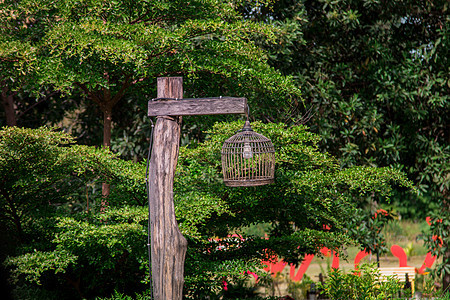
[2,124,415,298]
[183,245,268,299]
[346,209,394,256]
[5,207,149,298]
[319,263,404,300]
[176,121,414,296]
[0,126,102,240]
[422,210,450,292]
[0,126,145,242]
[1,0,444,297]
[96,290,151,300]
[0,0,302,154]
[10,283,62,300]
[252,0,448,289]
[0,127,148,298]
[286,274,314,300]
[256,0,449,220]
[5,250,77,285]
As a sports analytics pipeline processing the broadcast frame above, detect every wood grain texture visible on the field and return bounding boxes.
[148,97,247,116]
[149,77,187,300]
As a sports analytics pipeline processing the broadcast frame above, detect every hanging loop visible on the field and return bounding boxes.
[245,103,250,121]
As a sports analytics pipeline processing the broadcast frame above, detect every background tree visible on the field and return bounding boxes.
[243,0,449,291]
[248,0,449,216]
[0,0,301,148]
[0,0,302,203]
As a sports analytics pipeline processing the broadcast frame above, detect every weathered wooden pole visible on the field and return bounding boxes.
[148,77,188,300]
[147,77,246,299]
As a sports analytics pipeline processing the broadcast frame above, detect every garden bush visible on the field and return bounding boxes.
[319,263,406,300]
[1,124,415,299]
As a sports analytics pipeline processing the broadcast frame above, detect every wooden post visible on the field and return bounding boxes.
[147,77,246,299]
[148,77,188,300]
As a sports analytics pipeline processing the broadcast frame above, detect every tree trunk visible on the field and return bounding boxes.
[76,81,131,200]
[443,197,450,293]
[148,77,187,300]
[444,248,450,293]
[1,86,17,126]
[101,108,112,206]
[103,108,113,148]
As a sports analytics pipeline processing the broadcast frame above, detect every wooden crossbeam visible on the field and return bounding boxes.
[148,97,247,116]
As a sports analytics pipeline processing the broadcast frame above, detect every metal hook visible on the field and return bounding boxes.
[245,103,250,121]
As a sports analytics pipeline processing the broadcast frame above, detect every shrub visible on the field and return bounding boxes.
[319,263,404,300]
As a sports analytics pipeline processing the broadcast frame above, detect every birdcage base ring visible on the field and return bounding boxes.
[224,178,274,187]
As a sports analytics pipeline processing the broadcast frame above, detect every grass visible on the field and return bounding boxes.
[383,219,430,256]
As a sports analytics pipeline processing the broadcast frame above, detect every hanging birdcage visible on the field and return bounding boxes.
[221,121,275,187]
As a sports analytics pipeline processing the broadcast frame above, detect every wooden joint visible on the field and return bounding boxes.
[156,115,177,121]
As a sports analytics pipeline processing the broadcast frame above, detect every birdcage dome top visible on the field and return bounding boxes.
[223,127,271,144]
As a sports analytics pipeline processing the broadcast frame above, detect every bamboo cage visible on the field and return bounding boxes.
[221,121,275,187]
